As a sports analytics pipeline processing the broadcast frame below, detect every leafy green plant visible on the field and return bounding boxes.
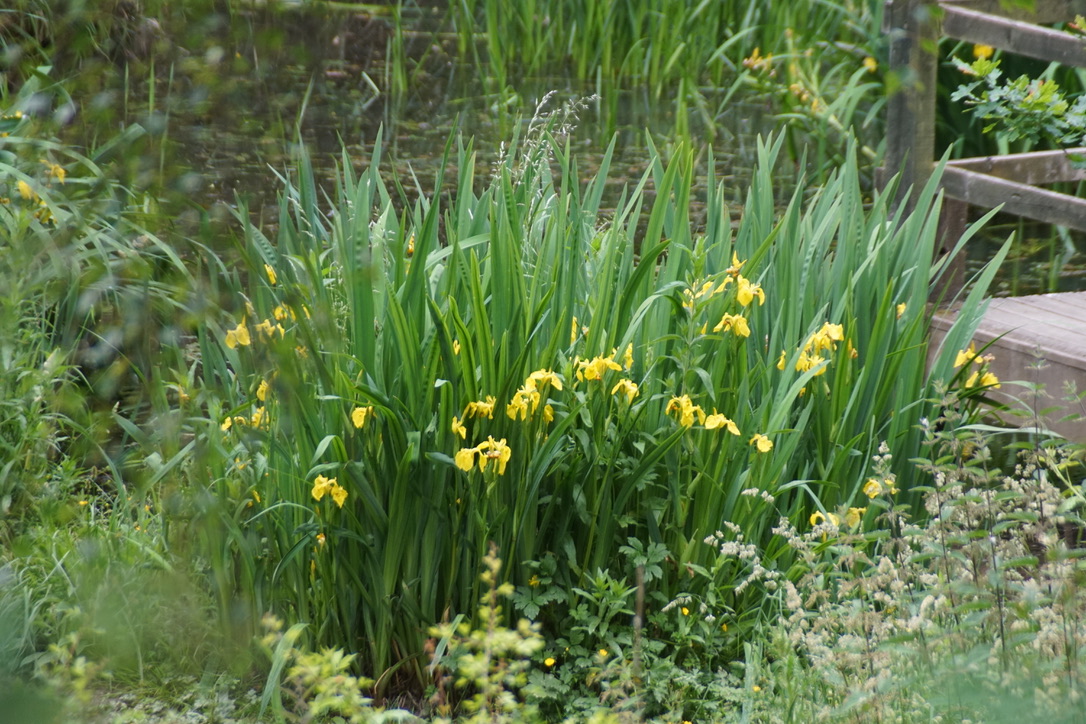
[952,55,1086,151]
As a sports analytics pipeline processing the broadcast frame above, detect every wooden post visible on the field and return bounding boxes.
[882,0,939,209]
[882,0,1086,297]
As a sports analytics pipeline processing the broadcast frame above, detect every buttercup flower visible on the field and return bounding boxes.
[863,56,878,73]
[544,656,556,667]
[973,43,994,59]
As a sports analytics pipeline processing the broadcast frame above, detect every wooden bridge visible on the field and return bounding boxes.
[884,0,1086,440]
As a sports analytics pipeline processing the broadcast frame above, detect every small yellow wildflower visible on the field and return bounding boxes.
[465,395,497,419]
[311,474,336,502]
[611,378,639,404]
[452,339,461,355]
[330,483,348,508]
[316,533,326,546]
[622,343,634,370]
[457,437,513,475]
[225,322,251,349]
[311,475,347,508]
[576,354,622,381]
[863,56,878,73]
[896,302,907,319]
[264,264,277,284]
[352,406,375,428]
[666,395,706,428]
[273,305,295,322]
[736,276,765,307]
[845,506,867,527]
[681,606,690,616]
[543,404,554,423]
[965,370,1001,389]
[809,510,840,527]
[454,447,477,471]
[954,343,978,369]
[598,648,608,658]
[221,417,233,432]
[726,251,746,277]
[571,316,579,344]
[973,43,995,59]
[544,657,556,667]
[478,436,512,475]
[17,179,34,201]
[255,318,285,339]
[41,159,66,184]
[750,433,773,453]
[863,478,899,498]
[250,406,268,428]
[451,416,467,439]
[506,386,540,420]
[78,500,88,506]
[713,313,751,337]
[704,411,741,435]
[528,369,563,391]
[776,350,787,371]
[752,686,762,693]
[807,322,844,353]
[528,575,540,587]
[256,379,270,402]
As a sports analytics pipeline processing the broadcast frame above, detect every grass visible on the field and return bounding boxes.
[2,1,1086,722]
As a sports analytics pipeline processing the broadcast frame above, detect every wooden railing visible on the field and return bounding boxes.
[882,0,1086,234]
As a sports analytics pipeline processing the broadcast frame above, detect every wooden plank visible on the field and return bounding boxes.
[940,165,1086,232]
[930,292,1086,440]
[941,5,1086,67]
[947,148,1086,184]
[939,0,1084,25]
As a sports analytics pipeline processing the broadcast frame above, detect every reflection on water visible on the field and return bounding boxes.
[38,2,1086,292]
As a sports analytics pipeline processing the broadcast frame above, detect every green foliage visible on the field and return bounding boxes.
[189,116,1006,694]
[952,56,1086,149]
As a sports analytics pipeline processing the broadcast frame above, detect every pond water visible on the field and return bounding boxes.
[44,2,1086,296]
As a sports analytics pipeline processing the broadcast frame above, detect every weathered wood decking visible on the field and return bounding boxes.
[932,292,1086,441]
